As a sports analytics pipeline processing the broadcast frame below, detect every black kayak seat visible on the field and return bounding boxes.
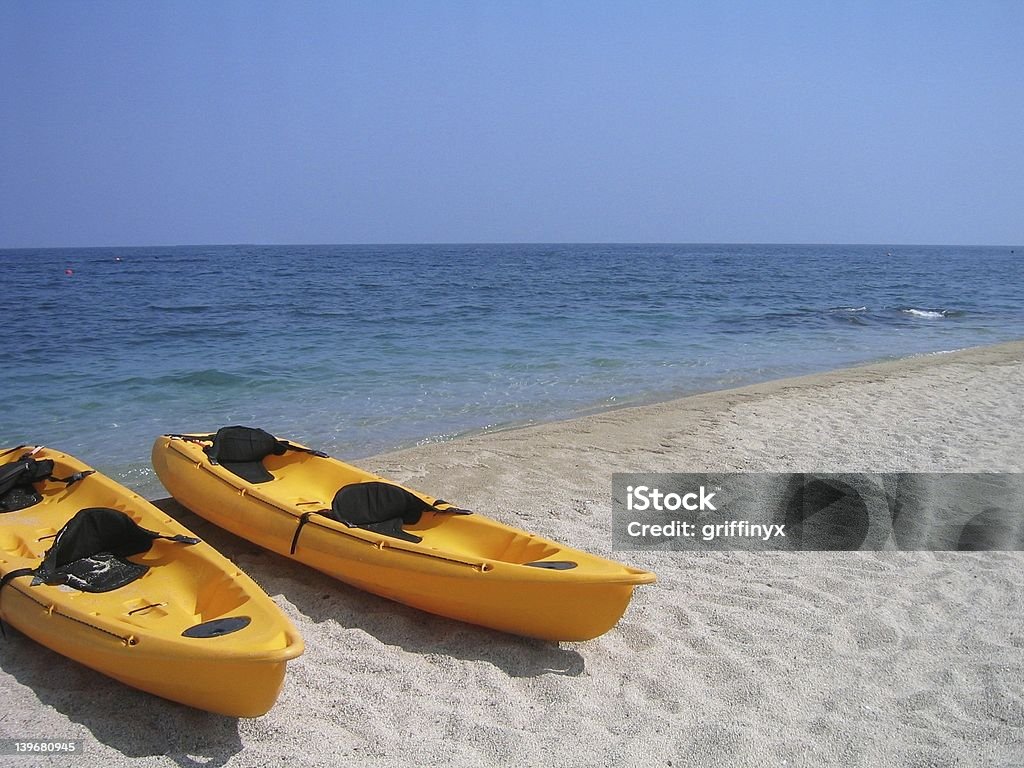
[289,482,473,554]
[205,426,288,484]
[1,507,199,594]
[329,482,435,544]
[0,456,56,513]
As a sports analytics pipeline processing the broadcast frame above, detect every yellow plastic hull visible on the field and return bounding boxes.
[152,434,655,641]
[0,447,304,717]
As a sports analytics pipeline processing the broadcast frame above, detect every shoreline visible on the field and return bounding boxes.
[389,342,1015,438]
[350,338,1023,456]
[365,339,1024,493]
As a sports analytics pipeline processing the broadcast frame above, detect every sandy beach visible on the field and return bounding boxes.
[3,341,1023,767]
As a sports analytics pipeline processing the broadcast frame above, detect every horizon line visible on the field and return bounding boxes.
[1,240,1021,251]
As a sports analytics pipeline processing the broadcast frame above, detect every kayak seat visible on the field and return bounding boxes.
[2,507,200,594]
[204,426,288,484]
[0,456,55,513]
[328,482,433,544]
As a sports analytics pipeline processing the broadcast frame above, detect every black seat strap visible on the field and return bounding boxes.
[165,433,216,442]
[430,499,473,515]
[278,441,329,459]
[156,534,201,545]
[0,567,34,591]
[289,510,323,555]
[51,470,95,486]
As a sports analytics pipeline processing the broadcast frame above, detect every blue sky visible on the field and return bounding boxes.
[1,1,1021,247]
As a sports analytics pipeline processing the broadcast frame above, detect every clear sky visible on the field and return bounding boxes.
[1,1,1021,247]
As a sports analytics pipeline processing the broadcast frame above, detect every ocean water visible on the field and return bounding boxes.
[3,243,1022,498]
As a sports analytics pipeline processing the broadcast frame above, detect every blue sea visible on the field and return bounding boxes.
[3,244,1023,499]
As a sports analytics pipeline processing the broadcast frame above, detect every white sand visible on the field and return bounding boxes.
[3,341,1023,767]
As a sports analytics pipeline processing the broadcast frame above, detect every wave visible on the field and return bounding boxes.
[900,308,961,319]
[736,304,969,330]
[107,369,252,390]
[829,306,965,319]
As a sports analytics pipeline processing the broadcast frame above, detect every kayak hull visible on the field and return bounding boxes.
[0,448,303,717]
[152,434,655,641]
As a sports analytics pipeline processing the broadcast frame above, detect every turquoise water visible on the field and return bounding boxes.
[3,243,1022,497]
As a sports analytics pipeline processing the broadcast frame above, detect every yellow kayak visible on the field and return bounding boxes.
[0,446,303,717]
[152,427,655,641]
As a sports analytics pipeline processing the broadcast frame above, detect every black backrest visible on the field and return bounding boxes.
[206,426,287,464]
[43,506,159,572]
[0,457,54,512]
[330,482,433,543]
[205,426,289,483]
